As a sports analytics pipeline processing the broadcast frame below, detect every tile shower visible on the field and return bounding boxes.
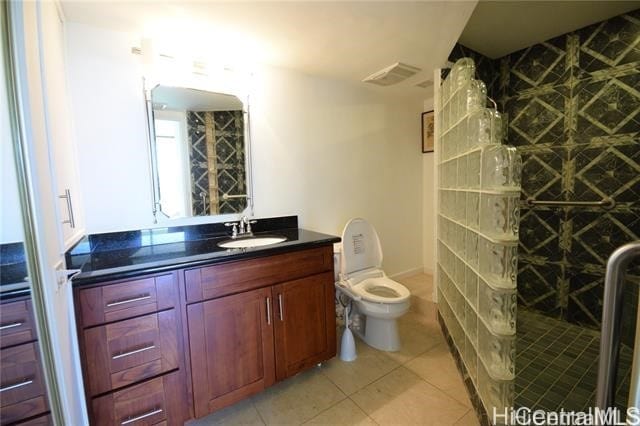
[441,9,640,421]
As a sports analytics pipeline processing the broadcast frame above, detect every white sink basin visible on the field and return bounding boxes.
[217,236,287,249]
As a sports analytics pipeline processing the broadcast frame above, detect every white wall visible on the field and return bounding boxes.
[66,23,424,275]
[0,36,24,244]
[422,97,435,275]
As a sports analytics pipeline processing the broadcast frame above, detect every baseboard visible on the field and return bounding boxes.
[422,266,434,276]
[389,267,424,280]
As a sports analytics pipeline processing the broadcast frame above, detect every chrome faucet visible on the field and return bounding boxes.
[224,216,257,239]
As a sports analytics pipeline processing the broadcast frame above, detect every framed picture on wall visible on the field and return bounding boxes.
[422,110,434,153]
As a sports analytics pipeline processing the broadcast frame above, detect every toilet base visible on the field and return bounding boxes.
[350,306,403,352]
[361,316,400,352]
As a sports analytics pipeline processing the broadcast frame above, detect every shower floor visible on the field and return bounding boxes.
[516,309,634,412]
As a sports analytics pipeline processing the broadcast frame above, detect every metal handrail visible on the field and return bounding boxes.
[596,241,640,416]
[526,197,615,209]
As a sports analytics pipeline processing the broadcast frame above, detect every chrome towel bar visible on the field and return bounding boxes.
[526,197,615,209]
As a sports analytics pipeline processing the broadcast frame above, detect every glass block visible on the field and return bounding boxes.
[507,145,522,188]
[478,360,515,422]
[451,57,475,90]
[490,109,504,144]
[478,237,518,289]
[467,109,492,149]
[455,256,465,292]
[457,154,468,189]
[465,337,478,384]
[454,223,466,257]
[465,265,478,309]
[455,191,466,222]
[478,278,517,335]
[466,80,487,116]
[479,193,520,240]
[465,302,477,344]
[466,192,480,230]
[467,151,481,189]
[465,229,479,270]
[481,145,512,190]
[478,319,515,380]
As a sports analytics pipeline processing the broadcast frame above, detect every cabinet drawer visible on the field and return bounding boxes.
[0,342,48,424]
[185,246,333,303]
[78,272,178,327]
[83,310,179,396]
[13,413,52,425]
[0,299,36,349]
[92,371,184,426]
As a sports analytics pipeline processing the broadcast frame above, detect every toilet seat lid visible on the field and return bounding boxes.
[340,218,383,276]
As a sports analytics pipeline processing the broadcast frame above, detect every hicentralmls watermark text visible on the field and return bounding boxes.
[493,407,640,425]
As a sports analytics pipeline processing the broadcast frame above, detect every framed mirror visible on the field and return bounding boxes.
[145,84,252,222]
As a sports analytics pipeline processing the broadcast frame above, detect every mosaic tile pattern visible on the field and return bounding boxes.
[516,309,633,412]
[495,10,640,340]
[187,111,211,215]
[213,110,247,214]
[187,110,247,215]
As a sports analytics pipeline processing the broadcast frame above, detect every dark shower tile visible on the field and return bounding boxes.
[569,210,640,269]
[576,12,640,76]
[574,74,640,143]
[517,261,564,314]
[518,148,566,201]
[571,142,640,204]
[566,268,605,328]
[505,89,568,147]
[505,35,569,94]
[518,208,562,261]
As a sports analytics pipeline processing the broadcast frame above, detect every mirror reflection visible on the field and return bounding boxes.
[149,85,249,220]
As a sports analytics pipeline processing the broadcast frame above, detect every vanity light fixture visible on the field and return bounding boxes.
[362,62,421,86]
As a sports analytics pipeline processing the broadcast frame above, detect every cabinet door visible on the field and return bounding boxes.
[187,287,275,418]
[273,272,336,381]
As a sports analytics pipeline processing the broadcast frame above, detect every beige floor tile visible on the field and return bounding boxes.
[385,314,445,364]
[187,398,264,425]
[405,343,471,408]
[253,368,346,425]
[321,339,400,395]
[305,399,377,425]
[351,367,469,426]
[454,410,480,426]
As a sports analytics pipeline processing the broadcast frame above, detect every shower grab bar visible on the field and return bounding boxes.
[596,241,640,416]
[526,197,615,209]
[222,193,249,200]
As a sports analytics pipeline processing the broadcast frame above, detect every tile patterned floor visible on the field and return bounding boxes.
[516,309,634,412]
[187,274,479,426]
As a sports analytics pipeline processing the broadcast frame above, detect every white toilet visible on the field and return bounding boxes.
[335,218,411,352]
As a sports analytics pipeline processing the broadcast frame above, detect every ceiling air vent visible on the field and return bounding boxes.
[363,62,421,86]
[415,79,433,89]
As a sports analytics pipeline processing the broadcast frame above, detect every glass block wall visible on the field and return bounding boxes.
[436,58,522,418]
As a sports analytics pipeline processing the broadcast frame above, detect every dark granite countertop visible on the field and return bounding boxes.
[66,216,340,286]
[1,242,31,301]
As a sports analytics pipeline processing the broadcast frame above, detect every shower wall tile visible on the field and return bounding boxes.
[504,89,568,148]
[518,148,565,201]
[503,35,569,94]
[571,141,640,204]
[574,74,640,143]
[566,269,605,328]
[575,11,640,76]
[516,261,564,316]
[518,208,562,262]
[449,9,640,336]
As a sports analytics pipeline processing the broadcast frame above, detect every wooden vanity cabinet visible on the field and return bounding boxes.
[0,298,51,425]
[75,271,188,425]
[75,244,337,423]
[184,246,337,419]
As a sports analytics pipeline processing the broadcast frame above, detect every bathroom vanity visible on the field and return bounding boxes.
[68,217,339,424]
